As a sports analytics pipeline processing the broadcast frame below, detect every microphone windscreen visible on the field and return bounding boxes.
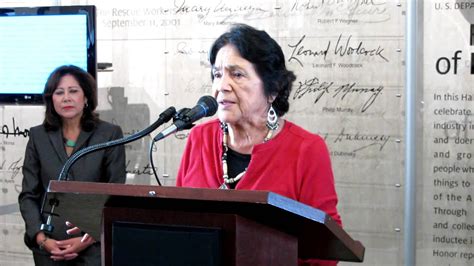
[198,95,218,117]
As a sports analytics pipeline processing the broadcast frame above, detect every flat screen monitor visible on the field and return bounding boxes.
[0,5,96,104]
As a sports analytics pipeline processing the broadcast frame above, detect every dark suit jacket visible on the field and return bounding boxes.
[18,120,126,250]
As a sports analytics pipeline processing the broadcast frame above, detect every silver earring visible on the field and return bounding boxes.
[85,102,88,108]
[266,105,279,130]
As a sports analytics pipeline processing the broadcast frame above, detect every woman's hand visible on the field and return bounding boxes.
[35,232,81,261]
[37,236,63,255]
[65,221,94,243]
[46,221,96,261]
[49,236,95,261]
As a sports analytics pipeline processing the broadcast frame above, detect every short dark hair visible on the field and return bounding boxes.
[209,23,296,116]
[42,65,99,131]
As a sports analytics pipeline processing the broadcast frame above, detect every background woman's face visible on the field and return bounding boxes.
[52,74,86,121]
[212,44,268,126]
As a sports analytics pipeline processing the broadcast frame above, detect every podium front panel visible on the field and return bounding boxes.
[112,222,221,266]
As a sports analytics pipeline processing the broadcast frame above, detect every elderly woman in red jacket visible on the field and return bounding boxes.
[176,24,341,266]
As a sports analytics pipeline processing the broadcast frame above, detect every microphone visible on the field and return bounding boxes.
[153,95,218,142]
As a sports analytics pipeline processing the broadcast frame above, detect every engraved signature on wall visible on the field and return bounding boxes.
[0,118,29,138]
[289,0,389,22]
[0,157,24,194]
[288,34,389,67]
[292,76,384,112]
[174,0,269,20]
[125,160,156,176]
[334,127,390,152]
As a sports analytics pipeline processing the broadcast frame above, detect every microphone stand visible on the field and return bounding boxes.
[40,106,176,234]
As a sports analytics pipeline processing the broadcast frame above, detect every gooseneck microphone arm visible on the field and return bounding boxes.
[57,106,176,182]
[40,106,176,234]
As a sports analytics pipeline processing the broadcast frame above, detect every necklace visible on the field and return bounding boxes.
[64,138,76,148]
[219,122,278,189]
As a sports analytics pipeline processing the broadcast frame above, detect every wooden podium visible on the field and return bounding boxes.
[44,181,365,266]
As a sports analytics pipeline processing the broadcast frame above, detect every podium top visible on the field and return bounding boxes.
[46,180,364,262]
